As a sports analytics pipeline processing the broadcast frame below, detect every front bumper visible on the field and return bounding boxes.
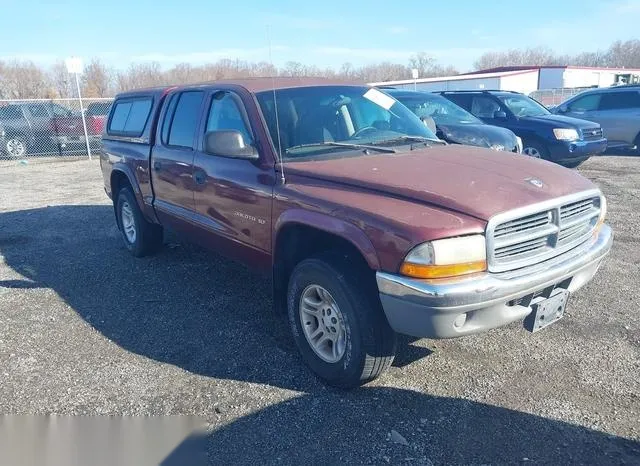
[376,224,612,339]
[548,137,607,162]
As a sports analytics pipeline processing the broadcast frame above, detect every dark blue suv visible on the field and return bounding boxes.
[440,90,607,168]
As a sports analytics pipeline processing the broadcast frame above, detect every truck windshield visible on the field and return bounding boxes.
[498,94,550,117]
[395,93,482,125]
[256,86,439,160]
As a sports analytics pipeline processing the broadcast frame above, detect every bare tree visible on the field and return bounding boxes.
[49,60,74,98]
[116,62,166,92]
[0,61,52,98]
[82,59,114,97]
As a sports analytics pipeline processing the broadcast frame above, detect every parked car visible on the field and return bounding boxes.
[100,79,612,388]
[383,88,521,153]
[551,84,640,153]
[85,101,112,135]
[0,102,94,157]
[439,90,607,168]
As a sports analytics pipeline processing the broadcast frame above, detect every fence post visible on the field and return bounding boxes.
[73,72,92,161]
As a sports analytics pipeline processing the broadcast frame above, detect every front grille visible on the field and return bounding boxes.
[582,127,603,141]
[487,192,601,272]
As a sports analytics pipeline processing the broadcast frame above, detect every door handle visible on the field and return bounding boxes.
[153,161,162,171]
[193,170,206,185]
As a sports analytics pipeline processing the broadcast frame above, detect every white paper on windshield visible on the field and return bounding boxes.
[363,88,395,110]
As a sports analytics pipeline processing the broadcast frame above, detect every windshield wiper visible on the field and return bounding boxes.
[374,135,446,146]
[285,142,397,154]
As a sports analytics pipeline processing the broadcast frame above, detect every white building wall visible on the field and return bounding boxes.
[391,77,501,92]
[499,71,540,94]
[562,69,606,88]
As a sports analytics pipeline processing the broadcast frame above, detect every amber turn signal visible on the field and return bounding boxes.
[400,260,487,279]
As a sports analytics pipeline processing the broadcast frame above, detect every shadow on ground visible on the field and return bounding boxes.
[202,386,640,464]
[0,205,430,393]
[2,206,639,464]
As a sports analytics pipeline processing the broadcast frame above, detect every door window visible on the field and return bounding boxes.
[166,91,205,148]
[27,104,49,118]
[470,96,504,119]
[599,91,640,110]
[205,92,253,143]
[567,94,600,112]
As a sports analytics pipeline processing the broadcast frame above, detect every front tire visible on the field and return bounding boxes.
[287,251,396,388]
[115,187,163,257]
[522,140,549,160]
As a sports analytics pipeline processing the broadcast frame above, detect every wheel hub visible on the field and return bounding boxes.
[299,285,347,363]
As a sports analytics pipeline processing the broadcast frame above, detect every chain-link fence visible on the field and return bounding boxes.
[529,88,591,108]
[0,98,112,160]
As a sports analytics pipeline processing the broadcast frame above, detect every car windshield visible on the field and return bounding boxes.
[256,86,439,160]
[498,94,550,117]
[394,93,482,125]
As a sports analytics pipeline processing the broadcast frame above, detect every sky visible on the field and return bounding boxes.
[1,0,639,73]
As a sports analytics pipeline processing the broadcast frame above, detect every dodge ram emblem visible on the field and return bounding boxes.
[526,177,544,188]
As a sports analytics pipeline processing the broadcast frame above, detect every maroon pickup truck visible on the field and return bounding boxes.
[100,78,612,388]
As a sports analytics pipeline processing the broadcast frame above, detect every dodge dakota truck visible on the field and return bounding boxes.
[100,78,612,388]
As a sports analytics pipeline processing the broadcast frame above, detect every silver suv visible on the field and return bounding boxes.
[553,85,640,153]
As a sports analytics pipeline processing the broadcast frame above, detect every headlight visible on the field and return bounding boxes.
[400,235,487,279]
[553,128,579,141]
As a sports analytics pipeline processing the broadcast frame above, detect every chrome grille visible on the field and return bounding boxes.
[582,127,603,141]
[487,192,601,272]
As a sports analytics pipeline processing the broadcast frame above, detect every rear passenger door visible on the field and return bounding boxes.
[150,90,205,230]
[191,90,274,268]
[594,91,640,146]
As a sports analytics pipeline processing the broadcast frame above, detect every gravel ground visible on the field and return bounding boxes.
[0,155,639,465]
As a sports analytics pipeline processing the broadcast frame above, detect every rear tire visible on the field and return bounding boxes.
[115,187,163,257]
[522,140,549,160]
[287,251,396,388]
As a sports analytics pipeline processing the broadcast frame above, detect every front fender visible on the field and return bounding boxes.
[274,208,381,270]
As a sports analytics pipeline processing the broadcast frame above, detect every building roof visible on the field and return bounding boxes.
[465,65,640,75]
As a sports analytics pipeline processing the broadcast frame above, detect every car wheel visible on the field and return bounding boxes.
[522,141,549,159]
[115,186,163,257]
[287,251,397,388]
[5,136,28,158]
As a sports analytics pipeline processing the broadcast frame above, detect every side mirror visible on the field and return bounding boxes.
[493,111,507,119]
[420,116,437,134]
[557,104,568,113]
[204,130,258,160]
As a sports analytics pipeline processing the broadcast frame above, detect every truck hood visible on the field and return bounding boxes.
[519,113,600,130]
[285,144,596,221]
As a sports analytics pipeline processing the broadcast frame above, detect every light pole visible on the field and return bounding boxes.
[65,57,92,160]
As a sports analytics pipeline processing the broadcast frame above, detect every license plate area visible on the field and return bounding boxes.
[523,290,570,332]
